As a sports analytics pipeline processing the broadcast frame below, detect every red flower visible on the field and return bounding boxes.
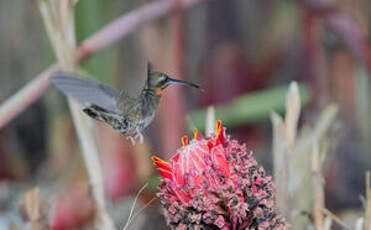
[152,121,288,229]
[153,121,229,201]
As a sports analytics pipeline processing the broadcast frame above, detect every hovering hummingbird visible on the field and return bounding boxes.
[51,63,200,144]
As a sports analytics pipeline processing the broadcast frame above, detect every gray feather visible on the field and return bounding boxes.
[116,91,136,114]
[51,72,119,112]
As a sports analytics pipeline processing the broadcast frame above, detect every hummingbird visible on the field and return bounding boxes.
[50,62,200,144]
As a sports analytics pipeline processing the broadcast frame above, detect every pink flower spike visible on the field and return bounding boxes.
[152,121,288,229]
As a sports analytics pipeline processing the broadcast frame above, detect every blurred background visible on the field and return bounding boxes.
[0,0,370,229]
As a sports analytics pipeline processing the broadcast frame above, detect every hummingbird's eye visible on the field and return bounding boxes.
[159,76,168,85]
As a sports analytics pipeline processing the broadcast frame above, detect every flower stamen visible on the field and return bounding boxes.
[181,136,189,146]
[193,128,199,140]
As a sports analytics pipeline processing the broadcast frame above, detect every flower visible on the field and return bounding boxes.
[152,121,288,229]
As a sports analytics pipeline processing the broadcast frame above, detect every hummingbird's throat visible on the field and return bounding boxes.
[154,87,164,95]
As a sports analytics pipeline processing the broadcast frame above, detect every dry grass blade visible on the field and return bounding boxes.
[271,112,290,217]
[355,218,364,230]
[271,81,301,219]
[122,183,148,230]
[24,188,41,222]
[284,82,300,148]
[271,112,285,158]
[128,197,156,227]
[312,142,324,230]
[205,106,215,137]
[323,208,351,229]
[365,171,371,230]
[23,188,48,230]
[323,217,332,230]
[311,104,338,141]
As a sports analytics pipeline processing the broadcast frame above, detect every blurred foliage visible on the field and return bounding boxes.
[147,176,161,190]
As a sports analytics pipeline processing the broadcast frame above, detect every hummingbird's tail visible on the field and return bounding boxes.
[82,104,107,121]
[83,104,129,134]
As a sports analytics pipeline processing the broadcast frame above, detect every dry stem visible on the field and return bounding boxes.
[122,183,148,230]
[39,1,115,229]
[23,188,47,230]
[365,171,371,230]
[312,142,324,230]
[322,208,351,229]
[0,65,57,129]
[76,0,207,63]
[69,101,115,229]
[323,217,332,230]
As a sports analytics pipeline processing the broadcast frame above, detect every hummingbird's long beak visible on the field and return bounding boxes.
[166,77,200,89]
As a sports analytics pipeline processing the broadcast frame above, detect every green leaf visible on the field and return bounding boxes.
[147,176,161,190]
[188,83,311,131]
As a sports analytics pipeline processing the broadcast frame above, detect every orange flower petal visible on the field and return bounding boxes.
[181,136,189,146]
[214,120,225,146]
[193,128,203,141]
[194,128,199,140]
[152,156,172,172]
[158,168,173,181]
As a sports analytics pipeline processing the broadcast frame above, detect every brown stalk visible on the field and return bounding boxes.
[76,0,207,64]
[323,217,332,230]
[23,188,48,230]
[0,65,57,129]
[39,0,115,229]
[322,208,350,230]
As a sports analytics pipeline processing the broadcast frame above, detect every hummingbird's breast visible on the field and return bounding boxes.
[138,111,156,130]
[121,108,155,135]
[136,93,159,130]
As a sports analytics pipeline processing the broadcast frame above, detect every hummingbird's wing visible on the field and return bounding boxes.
[116,91,136,115]
[51,72,119,112]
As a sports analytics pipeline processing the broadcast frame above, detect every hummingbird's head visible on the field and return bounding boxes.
[146,62,200,95]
